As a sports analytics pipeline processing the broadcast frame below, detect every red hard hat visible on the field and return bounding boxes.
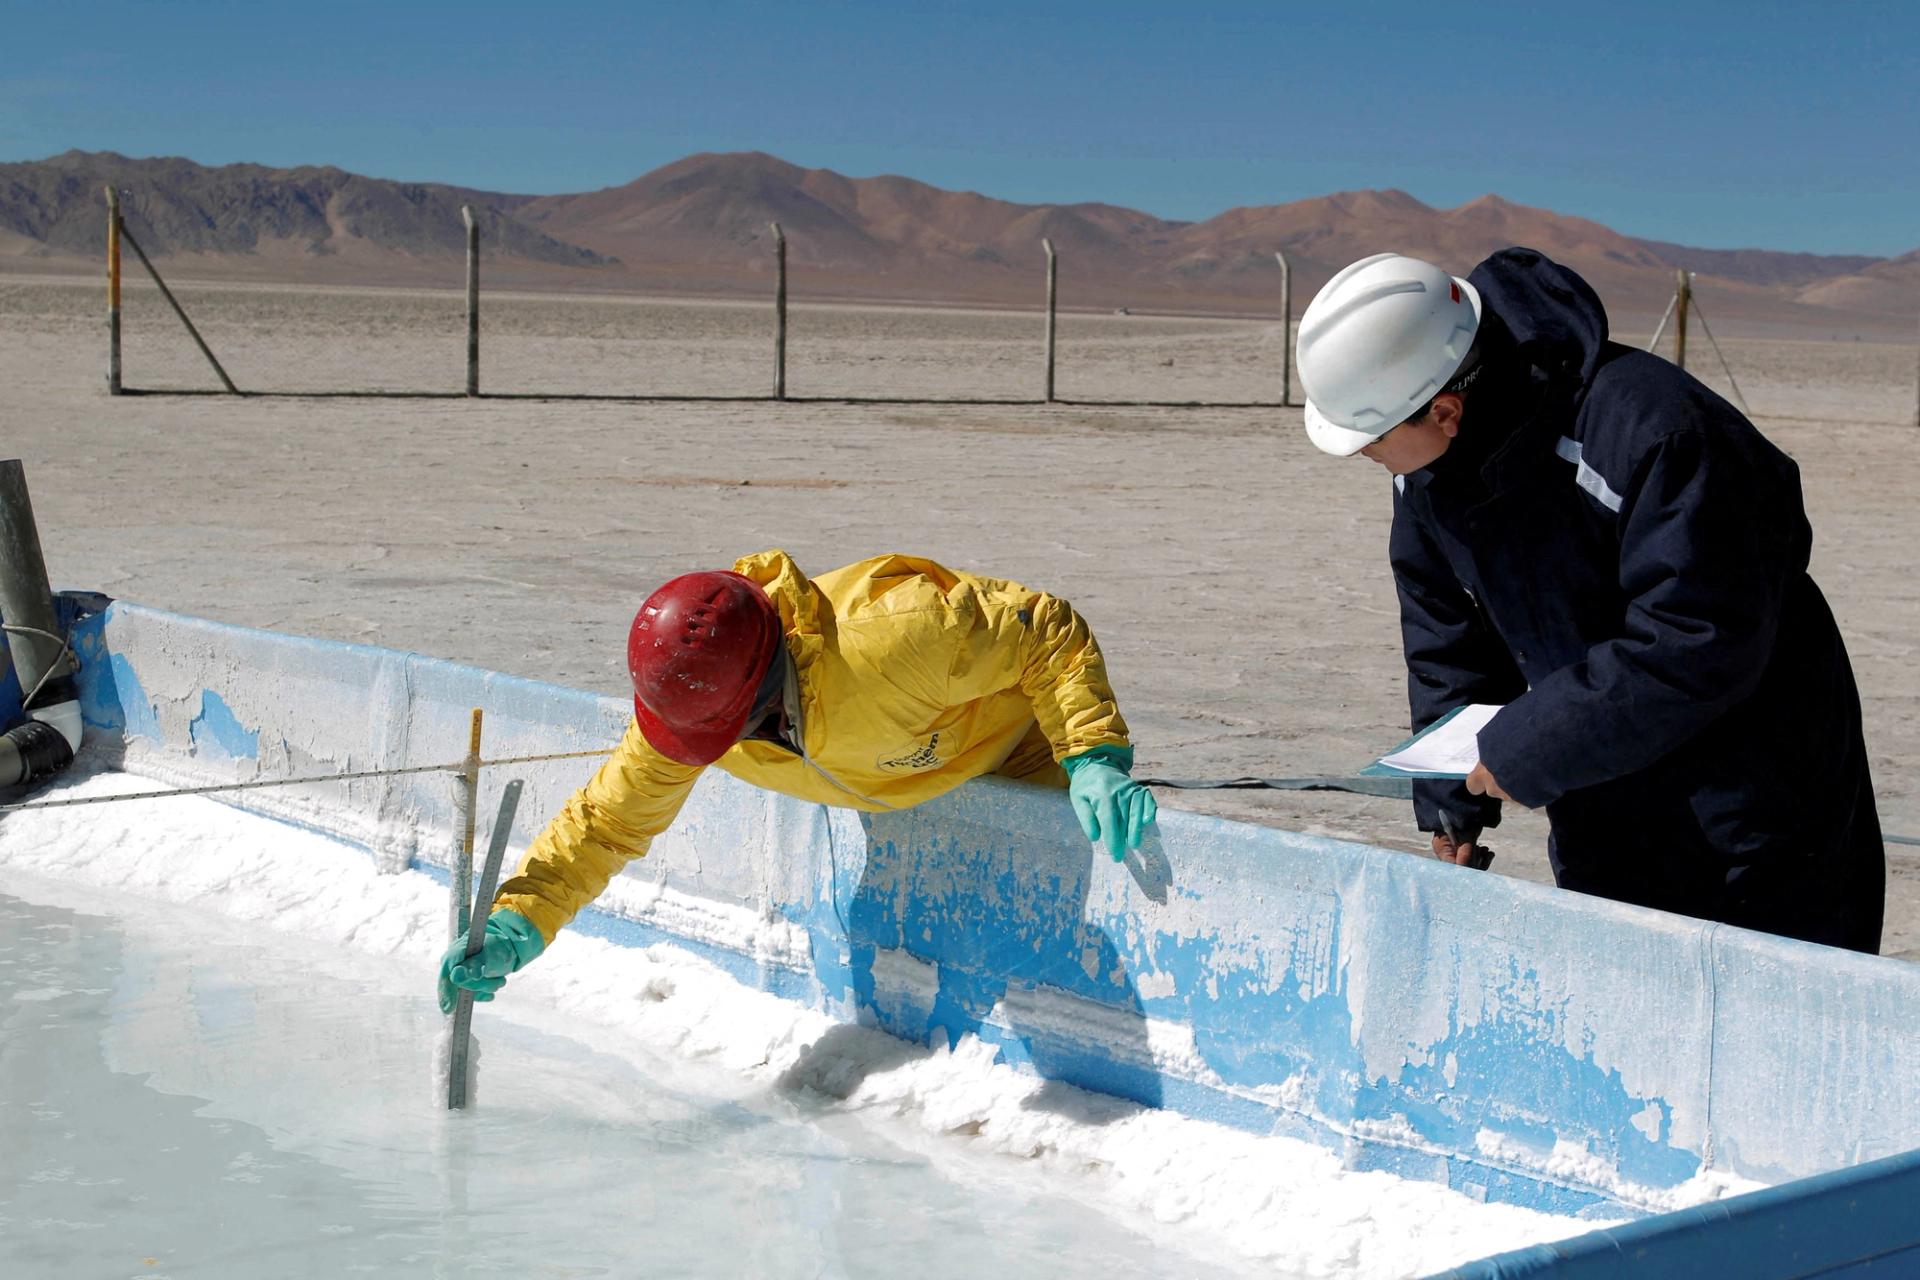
[627,571,783,766]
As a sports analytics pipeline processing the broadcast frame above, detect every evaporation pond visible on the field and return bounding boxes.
[0,875,1265,1279]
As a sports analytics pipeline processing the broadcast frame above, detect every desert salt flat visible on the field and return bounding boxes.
[3,272,1916,964]
[0,771,1629,1279]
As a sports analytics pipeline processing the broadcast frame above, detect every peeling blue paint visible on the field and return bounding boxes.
[189,690,260,760]
[104,653,160,739]
[64,599,1920,1269]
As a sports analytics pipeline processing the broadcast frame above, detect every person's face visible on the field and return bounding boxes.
[741,657,789,741]
[1358,393,1464,476]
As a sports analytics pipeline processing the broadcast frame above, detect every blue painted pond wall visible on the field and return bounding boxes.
[21,596,1920,1277]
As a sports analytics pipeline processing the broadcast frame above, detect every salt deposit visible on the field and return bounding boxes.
[0,768,1629,1277]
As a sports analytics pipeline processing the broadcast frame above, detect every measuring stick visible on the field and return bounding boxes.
[446,779,524,1111]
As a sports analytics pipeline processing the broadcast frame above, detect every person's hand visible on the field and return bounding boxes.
[437,909,546,1014]
[1465,761,1514,803]
[1432,831,1496,870]
[1064,746,1159,861]
[1433,814,1496,871]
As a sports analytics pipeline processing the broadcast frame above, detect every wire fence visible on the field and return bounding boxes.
[99,190,1300,406]
[87,187,1919,422]
[110,273,1305,405]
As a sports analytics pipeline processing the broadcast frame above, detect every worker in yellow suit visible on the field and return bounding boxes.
[438,549,1157,1009]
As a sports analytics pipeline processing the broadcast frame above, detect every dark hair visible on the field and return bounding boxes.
[1400,336,1489,426]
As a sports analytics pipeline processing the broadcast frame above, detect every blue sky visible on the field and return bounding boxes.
[3,0,1915,255]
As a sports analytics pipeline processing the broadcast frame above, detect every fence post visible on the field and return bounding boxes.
[1276,250,1292,407]
[104,186,122,395]
[1674,269,1691,371]
[462,206,479,397]
[771,222,787,400]
[1042,238,1057,403]
[1913,304,1919,428]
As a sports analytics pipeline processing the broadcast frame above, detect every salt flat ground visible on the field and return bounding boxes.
[5,274,1917,958]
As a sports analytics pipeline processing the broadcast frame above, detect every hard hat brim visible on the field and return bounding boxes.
[634,691,753,767]
[1304,400,1385,458]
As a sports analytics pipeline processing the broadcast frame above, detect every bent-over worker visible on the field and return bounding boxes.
[439,549,1158,1007]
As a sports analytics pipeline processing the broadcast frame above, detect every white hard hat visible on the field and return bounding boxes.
[1296,253,1482,457]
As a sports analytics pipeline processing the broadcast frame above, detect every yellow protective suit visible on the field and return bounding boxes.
[494,549,1132,943]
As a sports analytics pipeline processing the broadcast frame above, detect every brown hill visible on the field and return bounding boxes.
[2,149,1910,334]
[0,150,614,280]
[516,151,1187,297]
[517,154,1907,329]
[1158,191,1673,300]
[1637,240,1883,288]
[1793,250,1920,314]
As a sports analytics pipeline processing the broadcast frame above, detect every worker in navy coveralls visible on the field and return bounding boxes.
[1294,247,1883,953]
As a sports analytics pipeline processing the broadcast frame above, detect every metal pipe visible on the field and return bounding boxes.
[105,186,122,395]
[1043,238,1058,403]
[0,460,80,785]
[119,223,240,394]
[771,222,787,399]
[447,778,523,1110]
[0,461,74,707]
[463,206,479,397]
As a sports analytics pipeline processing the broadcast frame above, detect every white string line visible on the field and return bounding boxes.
[0,748,613,813]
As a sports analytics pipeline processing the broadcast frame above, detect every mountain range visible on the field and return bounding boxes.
[3,149,1913,334]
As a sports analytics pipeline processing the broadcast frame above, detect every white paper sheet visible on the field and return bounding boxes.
[1375,704,1502,777]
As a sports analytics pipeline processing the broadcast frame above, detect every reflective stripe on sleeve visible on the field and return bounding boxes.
[1554,437,1624,513]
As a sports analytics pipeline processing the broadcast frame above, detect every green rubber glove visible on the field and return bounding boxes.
[437,909,546,1014]
[1063,745,1159,862]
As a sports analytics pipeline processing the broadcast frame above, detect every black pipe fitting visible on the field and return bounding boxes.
[0,718,74,788]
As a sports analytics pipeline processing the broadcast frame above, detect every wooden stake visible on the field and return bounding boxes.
[463,206,479,397]
[105,186,122,396]
[1674,269,1691,371]
[1276,250,1292,407]
[1043,238,1058,404]
[771,222,787,400]
[450,708,483,944]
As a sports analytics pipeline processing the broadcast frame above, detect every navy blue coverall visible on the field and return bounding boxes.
[1391,248,1883,953]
